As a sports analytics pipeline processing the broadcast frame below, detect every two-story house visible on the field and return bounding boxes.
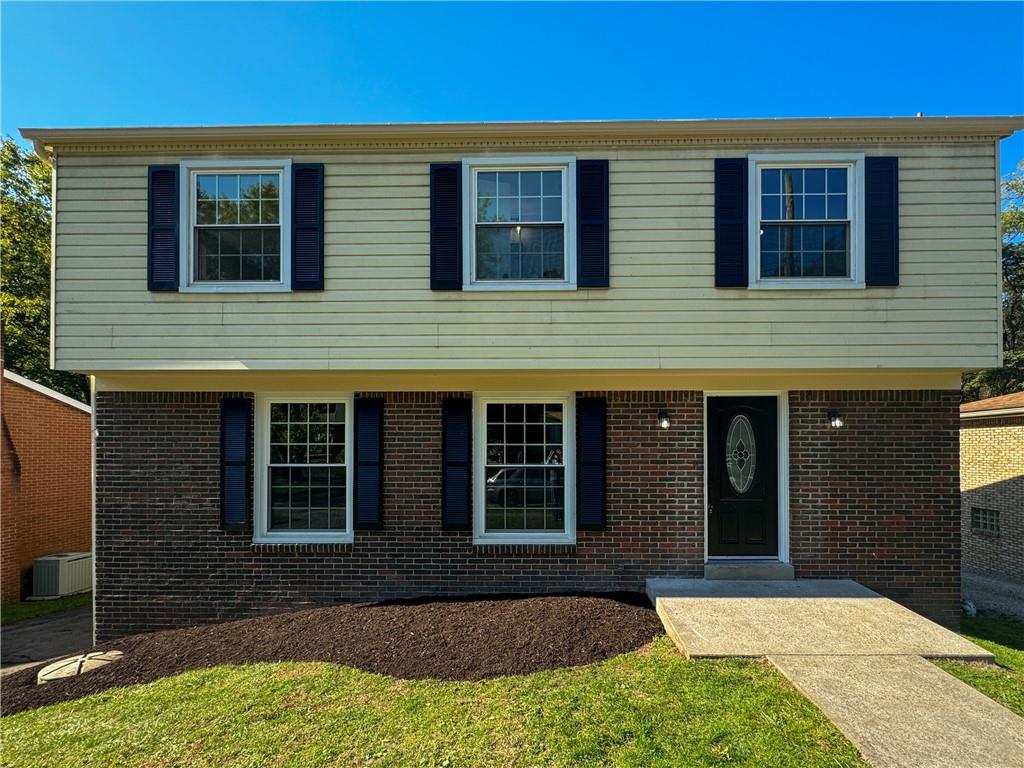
[22,116,1022,641]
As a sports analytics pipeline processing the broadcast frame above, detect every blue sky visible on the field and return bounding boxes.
[3,2,1022,173]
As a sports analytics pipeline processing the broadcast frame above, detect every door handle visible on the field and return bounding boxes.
[708,503,714,516]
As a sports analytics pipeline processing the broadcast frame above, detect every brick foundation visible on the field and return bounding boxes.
[94,388,961,640]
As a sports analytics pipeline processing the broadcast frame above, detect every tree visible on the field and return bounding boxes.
[1,137,89,402]
[962,160,1024,402]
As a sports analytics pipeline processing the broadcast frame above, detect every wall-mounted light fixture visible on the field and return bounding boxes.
[657,408,671,429]
[827,410,844,429]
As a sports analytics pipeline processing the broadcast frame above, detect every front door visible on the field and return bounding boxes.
[707,396,779,557]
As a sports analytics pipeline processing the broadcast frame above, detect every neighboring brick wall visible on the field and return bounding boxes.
[1,377,92,602]
[94,388,962,639]
[94,391,703,640]
[1,419,22,603]
[789,390,961,626]
[960,414,1024,583]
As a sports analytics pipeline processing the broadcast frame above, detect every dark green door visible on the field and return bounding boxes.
[707,396,778,557]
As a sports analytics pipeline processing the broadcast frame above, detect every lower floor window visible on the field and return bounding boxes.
[475,395,575,543]
[255,395,353,542]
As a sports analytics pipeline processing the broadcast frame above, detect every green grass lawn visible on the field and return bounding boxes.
[2,637,868,768]
[5,611,1021,767]
[936,612,1024,717]
[0,592,90,626]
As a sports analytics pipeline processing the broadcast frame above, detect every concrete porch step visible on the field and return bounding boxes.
[644,577,993,659]
[704,560,794,580]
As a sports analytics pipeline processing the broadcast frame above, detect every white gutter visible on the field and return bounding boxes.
[960,407,1024,419]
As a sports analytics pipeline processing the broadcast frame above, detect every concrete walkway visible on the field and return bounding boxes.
[772,654,1024,768]
[647,578,992,659]
[0,605,92,677]
[647,578,1023,768]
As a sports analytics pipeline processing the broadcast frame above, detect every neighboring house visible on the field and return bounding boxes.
[1,367,92,603]
[21,116,1022,641]
[960,392,1024,615]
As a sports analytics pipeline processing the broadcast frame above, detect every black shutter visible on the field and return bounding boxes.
[577,159,610,288]
[430,163,462,290]
[576,396,607,531]
[441,398,472,530]
[354,397,384,529]
[147,165,179,291]
[714,158,748,288]
[865,156,899,286]
[291,163,325,290]
[220,397,251,529]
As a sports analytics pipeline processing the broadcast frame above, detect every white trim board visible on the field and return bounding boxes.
[2,370,92,413]
[702,391,790,564]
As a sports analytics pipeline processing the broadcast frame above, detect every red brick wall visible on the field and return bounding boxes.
[1,376,92,602]
[789,390,961,626]
[960,415,1024,583]
[2,418,22,603]
[94,391,703,639]
[94,388,960,639]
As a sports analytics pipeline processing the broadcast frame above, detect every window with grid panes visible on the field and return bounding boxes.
[757,165,852,279]
[483,401,567,532]
[266,401,348,531]
[467,159,576,287]
[193,170,282,283]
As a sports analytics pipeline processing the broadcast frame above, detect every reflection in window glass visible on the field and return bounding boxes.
[267,402,347,531]
[484,402,565,531]
[476,226,565,280]
[194,171,281,282]
[759,165,850,279]
[475,168,565,281]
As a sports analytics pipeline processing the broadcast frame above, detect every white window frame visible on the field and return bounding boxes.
[472,392,576,545]
[462,155,577,291]
[253,392,354,544]
[179,158,292,293]
[747,152,865,290]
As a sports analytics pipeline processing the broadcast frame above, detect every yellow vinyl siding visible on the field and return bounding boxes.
[52,139,1001,372]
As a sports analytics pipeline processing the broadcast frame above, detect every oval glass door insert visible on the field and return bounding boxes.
[725,414,756,494]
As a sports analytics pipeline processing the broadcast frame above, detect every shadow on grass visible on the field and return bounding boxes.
[0,592,91,626]
[962,612,1024,652]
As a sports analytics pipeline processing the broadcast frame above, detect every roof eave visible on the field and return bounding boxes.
[20,115,1024,149]
[960,406,1024,419]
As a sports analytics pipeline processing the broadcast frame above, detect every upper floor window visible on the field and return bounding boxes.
[180,159,292,292]
[749,153,865,289]
[463,156,577,290]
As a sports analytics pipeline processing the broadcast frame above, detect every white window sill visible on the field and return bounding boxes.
[473,533,576,546]
[463,282,577,292]
[181,283,292,294]
[748,279,865,291]
[253,532,354,545]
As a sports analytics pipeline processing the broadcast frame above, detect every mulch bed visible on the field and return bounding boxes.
[1,593,664,716]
